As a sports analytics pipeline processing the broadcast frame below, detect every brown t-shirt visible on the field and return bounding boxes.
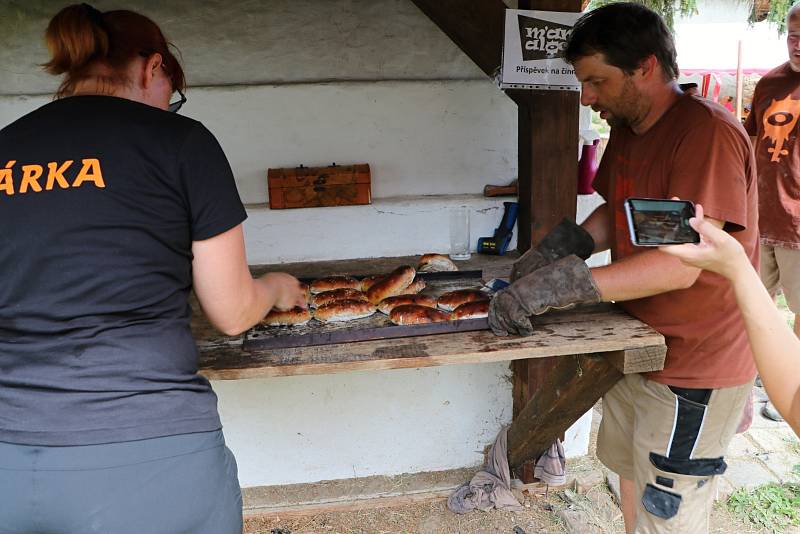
[744,62,800,249]
[595,94,758,389]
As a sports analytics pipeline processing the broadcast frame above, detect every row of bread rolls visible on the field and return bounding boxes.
[389,300,490,325]
[262,300,377,326]
[262,256,477,327]
[263,297,490,327]
[265,282,489,326]
[265,265,422,326]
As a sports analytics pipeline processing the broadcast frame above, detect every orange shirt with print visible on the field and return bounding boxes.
[744,62,800,249]
[594,94,759,389]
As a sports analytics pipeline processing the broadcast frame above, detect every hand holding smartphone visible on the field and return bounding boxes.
[624,198,700,246]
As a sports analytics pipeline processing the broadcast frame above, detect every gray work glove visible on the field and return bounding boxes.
[489,255,601,337]
[511,218,595,282]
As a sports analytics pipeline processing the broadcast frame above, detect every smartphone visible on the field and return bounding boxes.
[624,198,700,246]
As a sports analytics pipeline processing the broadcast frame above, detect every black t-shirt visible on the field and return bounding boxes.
[0,96,247,445]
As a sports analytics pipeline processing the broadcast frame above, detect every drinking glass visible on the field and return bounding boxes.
[449,206,471,260]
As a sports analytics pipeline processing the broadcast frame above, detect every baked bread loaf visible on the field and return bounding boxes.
[310,276,361,294]
[262,306,311,326]
[300,283,311,304]
[452,299,490,320]
[366,265,416,304]
[359,274,386,292]
[398,277,426,295]
[313,300,376,323]
[417,253,458,272]
[389,304,452,325]
[311,288,367,308]
[377,294,438,315]
[437,289,489,311]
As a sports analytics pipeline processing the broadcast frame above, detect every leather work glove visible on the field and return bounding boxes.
[511,218,595,282]
[490,255,601,337]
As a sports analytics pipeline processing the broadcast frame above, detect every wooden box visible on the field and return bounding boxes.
[267,163,371,209]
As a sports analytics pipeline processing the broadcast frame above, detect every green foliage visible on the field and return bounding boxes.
[748,0,795,34]
[586,0,796,33]
[586,0,698,29]
[590,110,611,135]
[776,293,796,329]
[726,483,800,531]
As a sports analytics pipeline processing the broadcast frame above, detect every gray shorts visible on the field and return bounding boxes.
[0,430,242,534]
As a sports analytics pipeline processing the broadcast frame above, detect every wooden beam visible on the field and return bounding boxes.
[514,0,583,252]
[410,0,508,80]
[507,351,624,471]
[515,89,580,251]
[511,0,584,482]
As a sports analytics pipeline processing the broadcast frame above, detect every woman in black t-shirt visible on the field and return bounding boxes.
[0,4,306,532]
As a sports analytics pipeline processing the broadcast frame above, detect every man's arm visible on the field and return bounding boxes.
[591,217,725,302]
[580,203,612,253]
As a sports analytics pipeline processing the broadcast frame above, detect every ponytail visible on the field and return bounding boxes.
[41,4,186,98]
[43,4,109,76]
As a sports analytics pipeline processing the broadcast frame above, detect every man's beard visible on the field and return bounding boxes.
[605,78,647,130]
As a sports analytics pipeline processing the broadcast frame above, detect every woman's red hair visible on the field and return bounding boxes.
[43,4,186,97]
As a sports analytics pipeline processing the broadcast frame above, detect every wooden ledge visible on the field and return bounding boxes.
[198,304,664,380]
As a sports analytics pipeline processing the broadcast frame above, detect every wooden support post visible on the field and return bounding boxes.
[507,352,623,472]
[514,0,582,253]
[511,0,583,481]
[515,90,580,252]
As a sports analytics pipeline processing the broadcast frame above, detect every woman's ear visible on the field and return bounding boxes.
[141,52,164,89]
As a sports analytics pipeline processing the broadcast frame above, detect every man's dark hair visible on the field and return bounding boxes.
[565,3,679,80]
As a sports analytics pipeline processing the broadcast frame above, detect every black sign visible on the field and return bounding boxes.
[517,14,573,61]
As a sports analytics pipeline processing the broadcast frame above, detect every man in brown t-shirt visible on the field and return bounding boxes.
[489,4,758,533]
[744,6,800,345]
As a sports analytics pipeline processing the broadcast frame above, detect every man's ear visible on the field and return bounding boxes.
[637,55,658,80]
[141,52,164,89]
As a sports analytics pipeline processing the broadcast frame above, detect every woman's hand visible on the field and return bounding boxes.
[258,272,307,311]
[659,204,748,281]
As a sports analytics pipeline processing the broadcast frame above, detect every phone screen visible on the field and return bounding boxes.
[624,198,700,246]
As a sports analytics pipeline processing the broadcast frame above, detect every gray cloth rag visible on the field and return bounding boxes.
[448,429,568,515]
[533,439,566,486]
[447,427,523,514]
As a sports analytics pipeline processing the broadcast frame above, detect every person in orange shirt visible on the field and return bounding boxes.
[744,3,800,423]
[491,4,758,533]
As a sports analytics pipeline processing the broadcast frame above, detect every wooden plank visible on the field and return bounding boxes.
[507,352,624,471]
[605,345,668,375]
[198,305,664,380]
[246,318,490,350]
[410,0,507,80]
